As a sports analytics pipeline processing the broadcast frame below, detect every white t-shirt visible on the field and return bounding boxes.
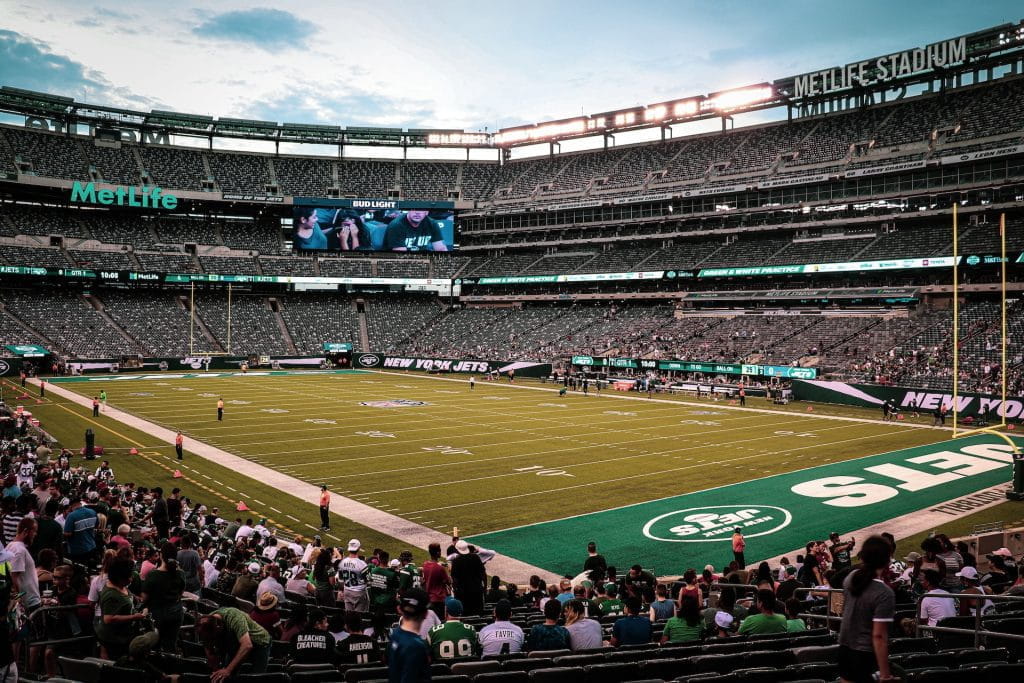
[6,540,40,608]
[258,576,285,602]
[479,620,525,656]
[920,589,957,626]
[417,609,442,639]
[203,560,220,588]
[235,525,255,541]
[337,556,368,592]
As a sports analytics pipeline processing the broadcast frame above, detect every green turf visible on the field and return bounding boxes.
[49,370,962,543]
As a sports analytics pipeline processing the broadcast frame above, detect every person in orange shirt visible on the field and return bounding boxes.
[92,396,100,417]
[217,398,224,421]
[732,528,746,569]
[176,431,184,460]
[319,485,330,530]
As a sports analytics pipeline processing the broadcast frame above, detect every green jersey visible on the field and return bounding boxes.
[367,566,399,609]
[599,598,625,617]
[397,564,422,591]
[427,620,480,660]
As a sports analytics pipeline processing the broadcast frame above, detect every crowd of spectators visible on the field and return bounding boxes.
[2,400,1023,683]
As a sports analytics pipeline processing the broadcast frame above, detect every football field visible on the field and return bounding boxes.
[49,369,1019,576]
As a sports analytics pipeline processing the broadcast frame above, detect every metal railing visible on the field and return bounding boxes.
[914,591,1024,648]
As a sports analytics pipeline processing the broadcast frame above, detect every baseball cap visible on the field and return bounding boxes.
[444,596,464,617]
[258,518,267,525]
[86,491,100,502]
[388,559,401,568]
[398,588,429,618]
[129,631,160,659]
[903,551,922,563]
[785,565,797,575]
[247,562,261,575]
[347,539,361,552]
[990,547,1014,558]
[955,566,979,580]
[455,540,470,555]
[715,612,734,629]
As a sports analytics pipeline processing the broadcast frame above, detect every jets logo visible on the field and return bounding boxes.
[358,354,382,367]
[359,399,429,408]
[0,360,9,376]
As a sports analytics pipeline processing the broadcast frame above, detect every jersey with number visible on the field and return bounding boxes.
[397,564,423,591]
[95,466,114,482]
[337,556,369,592]
[599,598,625,617]
[428,620,480,660]
[367,566,399,609]
[16,462,35,485]
[337,632,379,665]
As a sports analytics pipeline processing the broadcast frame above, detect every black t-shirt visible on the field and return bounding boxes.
[166,497,182,523]
[584,554,607,574]
[382,214,443,251]
[290,628,336,665]
[337,632,379,665]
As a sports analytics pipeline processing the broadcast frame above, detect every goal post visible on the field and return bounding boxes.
[188,281,234,356]
[949,208,1022,498]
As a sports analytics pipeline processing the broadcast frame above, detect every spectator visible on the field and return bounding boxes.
[837,536,895,683]
[31,499,62,559]
[257,564,285,604]
[97,559,148,660]
[564,598,603,651]
[738,589,787,635]
[661,596,702,644]
[310,548,336,606]
[110,524,132,551]
[250,592,282,640]
[479,599,524,656]
[712,611,736,638]
[611,596,652,646]
[139,547,161,580]
[387,588,431,683]
[450,540,485,616]
[777,565,802,601]
[621,564,656,602]
[421,542,452,618]
[583,541,606,574]
[176,534,203,593]
[279,604,308,643]
[598,583,625,617]
[205,556,225,590]
[649,584,675,621]
[555,579,573,604]
[956,541,977,569]
[288,607,334,665]
[525,599,570,652]
[336,612,379,665]
[732,528,746,569]
[956,566,994,616]
[784,598,807,632]
[675,569,700,607]
[112,631,169,683]
[141,542,185,653]
[231,562,260,602]
[427,597,480,660]
[918,569,957,627]
[63,497,99,566]
[284,566,311,596]
[196,607,272,680]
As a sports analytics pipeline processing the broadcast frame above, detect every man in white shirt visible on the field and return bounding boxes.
[919,569,957,627]
[6,518,40,610]
[204,555,224,588]
[478,600,524,656]
[235,518,255,542]
[337,539,369,613]
[258,564,286,603]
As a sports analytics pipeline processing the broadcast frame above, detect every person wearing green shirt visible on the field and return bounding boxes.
[661,596,704,644]
[396,550,422,591]
[598,583,625,617]
[196,607,272,681]
[785,598,807,632]
[738,589,788,635]
[368,558,400,615]
[96,559,148,660]
[427,597,480,660]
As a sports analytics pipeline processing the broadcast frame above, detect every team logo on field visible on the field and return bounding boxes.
[0,360,9,376]
[359,399,429,408]
[357,354,382,367]
[642,505,792,543]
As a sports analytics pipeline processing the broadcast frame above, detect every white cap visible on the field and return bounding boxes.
[247,562,261,574]
[455,540,470,555]
[347,539,361,552]
[715,611,734,629]
[388,559,401,568]
[955,566,979,580]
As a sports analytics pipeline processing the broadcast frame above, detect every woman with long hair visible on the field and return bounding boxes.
[837,535,896,683]
[311,546,337,606]
[676,569,700,608]
[661,596,702,643]
[141,542,186,652]
[563,599,603,651]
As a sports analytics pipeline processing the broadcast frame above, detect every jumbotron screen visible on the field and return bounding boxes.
[292,206,456,252]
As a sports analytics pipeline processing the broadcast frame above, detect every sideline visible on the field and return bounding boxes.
[33,378,560,583]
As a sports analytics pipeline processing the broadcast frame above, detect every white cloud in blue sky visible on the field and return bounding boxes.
[0,1,1020,131]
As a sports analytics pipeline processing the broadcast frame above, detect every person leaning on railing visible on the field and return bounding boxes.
[837,535,896,683]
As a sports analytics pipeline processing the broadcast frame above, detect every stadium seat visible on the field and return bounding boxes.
[442,661,496,677]
[345,666,389,682]
[581,662,644,683]
[787,662,838,679]
[638,657,693,680]
[950,647,1009,665]
[688,654,735,674]
[552,654,606,667]
[59,657,105,683]
[727,668,788,683]
[502,658,554,672]
[474,673,531,683]
[791,645,839,663]
[896,653,957,670]
[740,650,796,669]
[528,650,570,659]
[528,666,586,683]
[290,671,345,683]
[931,616,979,650]
[888,637,938,654]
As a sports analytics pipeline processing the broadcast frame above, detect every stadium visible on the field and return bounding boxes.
[2,8,1024,682]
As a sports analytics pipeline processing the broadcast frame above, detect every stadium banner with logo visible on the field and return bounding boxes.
[353,353,551,377]
[792,380,1024,420]
[0,359,10,376]
[4,344,48,357]
[469,434,1020,577]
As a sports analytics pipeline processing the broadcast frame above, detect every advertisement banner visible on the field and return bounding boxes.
[354,353,551,377]
[792,380,1024,420]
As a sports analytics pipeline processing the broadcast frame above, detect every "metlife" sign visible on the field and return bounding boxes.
[70,182,178,209]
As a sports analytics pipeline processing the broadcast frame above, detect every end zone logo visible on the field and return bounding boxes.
[357,354,382,367]
[359,399,429,408]
[643,505,792,543]
[0,360,9,376]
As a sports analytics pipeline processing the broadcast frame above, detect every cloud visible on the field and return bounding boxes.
[0,29,160,110]
[193,8,315,49]
[244,88,438,129]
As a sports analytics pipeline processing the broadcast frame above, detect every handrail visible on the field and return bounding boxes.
[914,590,1024,647]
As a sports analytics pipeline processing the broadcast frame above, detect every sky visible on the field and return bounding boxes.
[1,1,1021,135]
